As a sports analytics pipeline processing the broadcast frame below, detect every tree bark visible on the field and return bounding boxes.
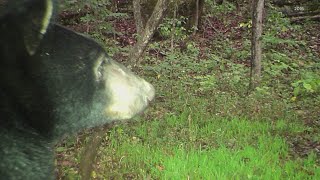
[192,0,200,35]
[171,2,177,50]
[79,131,103,179]
[133,0,144,36]
[79,125,112,180]
[250,0,264,89]
[130,0,168,66]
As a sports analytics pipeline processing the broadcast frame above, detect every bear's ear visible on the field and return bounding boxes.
[0,0,55,55]
[23,0,54,55]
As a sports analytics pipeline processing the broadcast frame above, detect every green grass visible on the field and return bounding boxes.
[79,112,318,179]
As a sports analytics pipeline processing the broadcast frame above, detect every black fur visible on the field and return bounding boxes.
[0,0,154,179]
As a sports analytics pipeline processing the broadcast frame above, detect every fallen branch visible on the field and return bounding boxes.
[291,14,320,22]
[286,11,320,17]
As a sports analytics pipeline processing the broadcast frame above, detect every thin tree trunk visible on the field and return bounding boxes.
[171,2,177,50]
[130,0,168,66]
[190,0,204,35]
[79,125,112,179]
[250,0,264,89]
[193,0,200,35]
[133,0,144,36]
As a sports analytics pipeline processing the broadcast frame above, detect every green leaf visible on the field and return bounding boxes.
[56,147,66,152]
[303,83,312,91]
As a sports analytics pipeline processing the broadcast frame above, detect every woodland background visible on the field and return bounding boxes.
[55,0,319,179]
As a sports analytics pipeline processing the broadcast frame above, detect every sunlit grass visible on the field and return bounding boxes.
[88,111,319,179]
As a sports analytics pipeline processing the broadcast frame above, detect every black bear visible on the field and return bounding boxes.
[0,0,155,179]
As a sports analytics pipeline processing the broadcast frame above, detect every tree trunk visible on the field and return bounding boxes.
[192,0,200,35]
[79,125,113,179]
[171,2,177,50]
[133,0,144,36]
[250,0,264,89]
[130,0,168,66]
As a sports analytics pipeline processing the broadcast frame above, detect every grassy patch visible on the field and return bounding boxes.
[89,113,318,179]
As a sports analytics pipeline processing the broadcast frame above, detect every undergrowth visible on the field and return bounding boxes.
[56,1,320,179]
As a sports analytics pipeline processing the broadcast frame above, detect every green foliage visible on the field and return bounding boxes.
[264,51,297,77]
[239,20,252,28]
[149,43,204,81]
[60,0,128,43]
[264,9,303,48]
[263,10,304,49]
[195,56,248,94]
[205,1,237,15]
[267,9,291,29]
[186,42,200,57]
[263,34,304,47]
[158,16,188,40]
[60,0,111,9]
[292,72,320,98]
[195,74,217,91]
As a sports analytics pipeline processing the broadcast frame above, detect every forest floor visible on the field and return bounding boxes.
[55,3,319,179]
